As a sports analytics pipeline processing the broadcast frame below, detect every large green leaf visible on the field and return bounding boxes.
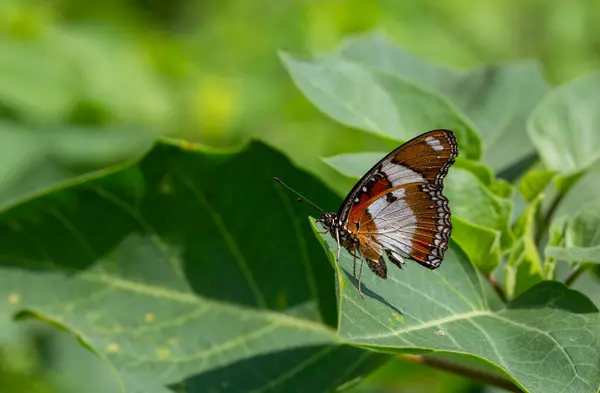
[322,153,513,274]
[0,139,387,392]
[280,52,482,160]
[338,33,550,173]
[315,224,600,393]
[528,71,600,175]
[546,199,600,263]
[0,121,155,211]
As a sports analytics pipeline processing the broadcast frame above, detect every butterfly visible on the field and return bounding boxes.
[275,129,458,298]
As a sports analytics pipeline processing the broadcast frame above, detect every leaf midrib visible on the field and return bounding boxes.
[83,271,337,335]
[344,306,592,391]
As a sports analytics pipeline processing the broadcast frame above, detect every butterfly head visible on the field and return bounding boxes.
[318,212,354,244]
[318,212,338,232]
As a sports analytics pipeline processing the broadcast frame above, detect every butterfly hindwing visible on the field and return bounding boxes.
[349,183,451,270]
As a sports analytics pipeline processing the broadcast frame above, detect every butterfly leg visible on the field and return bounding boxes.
[335,229,341,263]
[348,250,360,277]
[357,259,365,299]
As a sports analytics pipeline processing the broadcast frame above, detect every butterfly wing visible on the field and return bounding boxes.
[337,129,458,222]
[339,129,458,273]
[351,183,451,270]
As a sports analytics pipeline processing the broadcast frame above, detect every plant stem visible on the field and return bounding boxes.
[564,263,587,287]
[487,274,507,303]
[399,354,524,392]
[535,191,565,246]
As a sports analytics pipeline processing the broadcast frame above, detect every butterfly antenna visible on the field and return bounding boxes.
[273,177,324,213]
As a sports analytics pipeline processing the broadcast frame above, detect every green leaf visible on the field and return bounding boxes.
[454,158,514,199]
[488,179,514,199]
[322,152,514,274]
[0,38,77,120]
[182,344,386,393]
[443,168,514,251]
[52,27,173,126]
[453,158,495,186]
[280,52,482,160]
[450,217,501,276]
[316,224,600,393]
[0,27,173,127]
[545,199,600,263]
[518,170,556,202]
[338,33,550,173]
[279,53,402,141]
[554,170,585,195]
[0,121,155,212]
[544,215,568,280]
[0,139,387,392]
[528,71,600,175]
[555,171,600,219]
[546,245,600,263]
[505,196,544,298]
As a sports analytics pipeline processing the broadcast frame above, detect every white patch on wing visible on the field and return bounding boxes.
[365,193,416,256]
[367,197,388,218]
[381,162,424,186]
[425,136,444,152]
[391,188,406,199]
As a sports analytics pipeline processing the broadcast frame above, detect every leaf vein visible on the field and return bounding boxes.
[177,173,267,309]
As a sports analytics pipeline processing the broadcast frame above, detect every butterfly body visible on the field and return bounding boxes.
[276,129,458,297]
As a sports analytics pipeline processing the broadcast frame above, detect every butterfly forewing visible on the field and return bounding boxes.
[338,129,458,222]
[339,129,457,274]
[388,129,458,188]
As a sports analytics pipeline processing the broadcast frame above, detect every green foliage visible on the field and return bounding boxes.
[0,139,388,392]
[317,223,600,393]
[280,52,482,160]
[285,33,600,392]
[337,33,550,173]
[505,196,544,298]
[518,170,556,202]
[546,200,600,263]
[528,71,600,176]
[3,2,600,392]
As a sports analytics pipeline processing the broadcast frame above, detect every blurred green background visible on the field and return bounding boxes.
[1,0,600,392]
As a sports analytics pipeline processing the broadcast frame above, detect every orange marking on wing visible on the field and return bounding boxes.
[360,240,382,261]
[370,177,391,197]
[348,209,384,262]
[409,247,431,264]
[350,183,424,224]
[349,177,392,218]
[359,193,370,205]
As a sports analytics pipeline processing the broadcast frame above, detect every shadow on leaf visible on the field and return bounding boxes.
[341,267,404,316]
[177,344,388,393]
